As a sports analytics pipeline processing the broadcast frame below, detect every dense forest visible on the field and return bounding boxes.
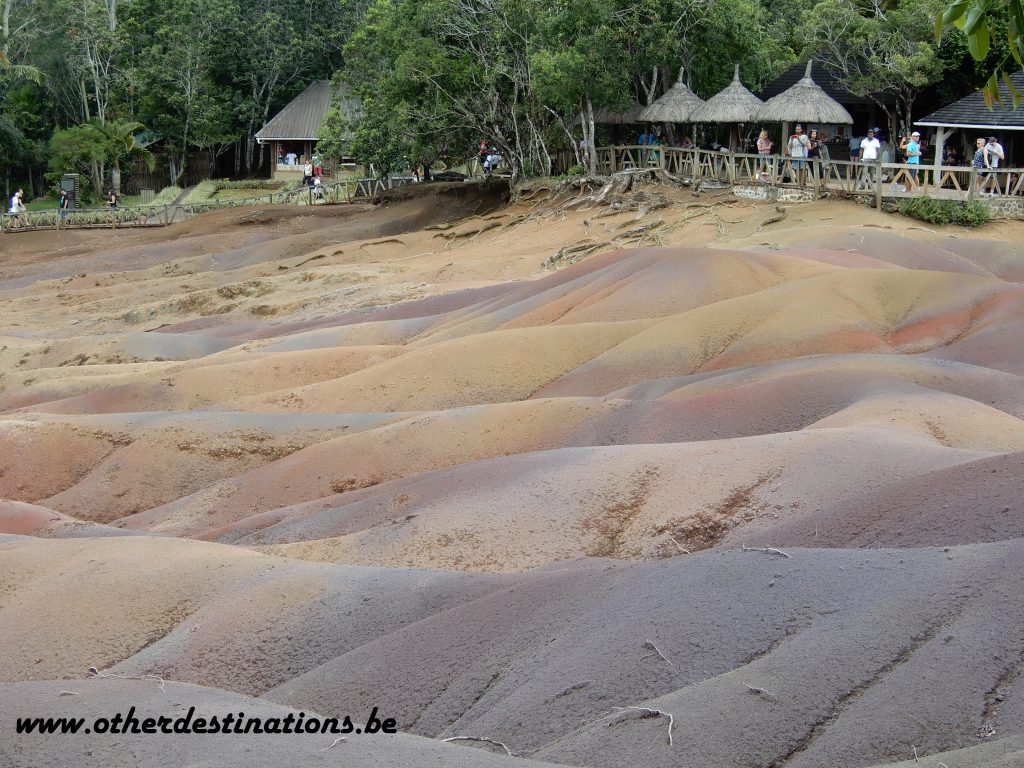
[0,0,1015,197]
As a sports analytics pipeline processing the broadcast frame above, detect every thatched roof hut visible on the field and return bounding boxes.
[639,69,705,123]
[691,65,764,124]
[754,60,853,125]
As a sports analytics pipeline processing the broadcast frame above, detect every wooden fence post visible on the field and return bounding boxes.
[874,160,883,210]
[968,167,979,201]
[812,159,820,196]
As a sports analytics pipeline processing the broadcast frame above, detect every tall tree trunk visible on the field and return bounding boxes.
[90,160,102,200]
[585,95,596,176]
[111,161,121,196]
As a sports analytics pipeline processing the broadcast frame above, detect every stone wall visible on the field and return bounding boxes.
[985,197,1024,220]
[732,185,817,204]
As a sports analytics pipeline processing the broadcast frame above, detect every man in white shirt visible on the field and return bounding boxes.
[858,128,882,189]
[784,124,810,186]
[982,136,1005,196]
[8,188,25,227]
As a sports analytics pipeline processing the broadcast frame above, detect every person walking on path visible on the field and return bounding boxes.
[784,124,810,186]
[858,128,882,189]
[981,136,1005,196]
[58,189,70,226]
[8,188,26,228]
[900,131,922,192]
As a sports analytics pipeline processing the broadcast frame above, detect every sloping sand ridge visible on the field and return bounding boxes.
[2,180,1024,767]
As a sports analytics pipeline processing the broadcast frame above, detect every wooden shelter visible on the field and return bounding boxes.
[690,64,764,150]
[916,71,1024,176]
[639,68,705,123]
[760,61,888,139]
[255,81,360,180]
[755,60,853,143]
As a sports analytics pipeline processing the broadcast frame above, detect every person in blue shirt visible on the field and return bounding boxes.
[900,131,922,191]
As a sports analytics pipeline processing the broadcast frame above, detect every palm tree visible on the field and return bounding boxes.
[0,51,43,85]
[95,119,156,197]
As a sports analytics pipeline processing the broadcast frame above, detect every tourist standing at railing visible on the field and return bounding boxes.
[900,131,922,192]
[784,124,809,186]
[972,137,989,195]
[807,129,822,182]
[756,129,772,182]
[980,136,1005,196]
[858,128,881,189]
[849,133,862,163]
[58,189,70,226]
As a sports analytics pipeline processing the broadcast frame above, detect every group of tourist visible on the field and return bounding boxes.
[970,136,1006,196]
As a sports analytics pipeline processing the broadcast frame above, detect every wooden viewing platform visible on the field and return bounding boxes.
[578,145,1024,208]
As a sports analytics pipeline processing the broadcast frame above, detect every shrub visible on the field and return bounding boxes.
[566,164,587,176]
[215,179,284,190]
[897,196,990,228]
[954,200,992,227]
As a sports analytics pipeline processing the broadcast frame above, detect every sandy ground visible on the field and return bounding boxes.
[1,178,1023,767]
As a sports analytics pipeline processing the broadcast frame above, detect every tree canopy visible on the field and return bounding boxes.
[0,0,1014,195]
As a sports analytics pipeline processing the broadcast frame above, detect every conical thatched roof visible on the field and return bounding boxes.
[574,102,645,126]
[754,60,853,125]
[691,65,764,124]
[639,68,705,123]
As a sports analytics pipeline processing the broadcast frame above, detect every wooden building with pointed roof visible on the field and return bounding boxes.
[256,81,360,179]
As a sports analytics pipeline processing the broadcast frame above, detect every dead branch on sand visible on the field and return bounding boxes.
[442,736,513,756]
[759,206,788,228]
[321,737,347,750]
[607,706,675,746]
[358,238,405,249]
[668,535,690,554]
[88,666,166,692]
[741,546,791,559]
[641,640,674,665]
[435,220,502,243]
[278,253,326,270]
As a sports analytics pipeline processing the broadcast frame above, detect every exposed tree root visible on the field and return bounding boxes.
[607,706,675,746]
[641,640,673,666]
[742,545,792,559]
[441,736,513,756]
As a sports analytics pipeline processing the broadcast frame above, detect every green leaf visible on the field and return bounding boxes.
[940,0,971,27]
[966,15,990,58]
[960,4,986,35]
[1003,70,1023,108]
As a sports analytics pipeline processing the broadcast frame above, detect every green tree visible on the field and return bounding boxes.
[803,0,945,135]
[94,118,155,195]
[47,122,107,200]
[133,0,238,184]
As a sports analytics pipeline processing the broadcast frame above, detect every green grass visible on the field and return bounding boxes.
[151,186,182,205]
[179,180,221,205]
[897,196,992,227]
[211,188,274,201]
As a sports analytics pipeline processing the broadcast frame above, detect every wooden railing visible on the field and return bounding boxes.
[0,176,422,233]
[575,145,1023,204]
